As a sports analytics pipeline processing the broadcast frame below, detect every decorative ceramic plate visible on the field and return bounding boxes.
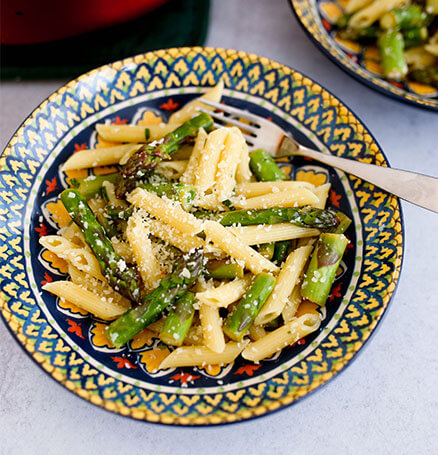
[290,0,438,111]
[0,47,404,425]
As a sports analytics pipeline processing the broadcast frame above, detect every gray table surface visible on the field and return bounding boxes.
[1,1,437,454]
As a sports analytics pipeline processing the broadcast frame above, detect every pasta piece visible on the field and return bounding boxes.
[60,222,86,247]
[313,183,331,209]
[249,324,267,341]
[145,217,205,252]
[193,193,227,211]
[68,265,130,309]
[425,42,438,57]
[180,128,208,185]
[344,0,374,14]
[40,235,104,280]
[159,341,247,369]
[235,141,252,184]
[102,181,128,208]
[62,144,142,170]
[255,244,313,325]
[349,0,409,29]
[196,275,253,307]
[194,127,229,193]
[405,46,437,69]
[281,286,302,323]
[95,123,178,143]
[126,213,162,290]
[233,188,319,209]
[168,80,224,125]
[228,224,320,245]
[199,304,226,353]
[127,188,203,235]
[214,127,245,201]
[184,324,204,345]
[242,314,321,362]
[235,181,315,198]
[203,221,279,274]
[110,237,134,263]
[155,160,188,180]
[43,281,128,320]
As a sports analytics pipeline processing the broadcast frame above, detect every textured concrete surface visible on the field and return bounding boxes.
[1,1,437,454]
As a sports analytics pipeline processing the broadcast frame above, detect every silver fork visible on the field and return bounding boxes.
[198,99,438,213]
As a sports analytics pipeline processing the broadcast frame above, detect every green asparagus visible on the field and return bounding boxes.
[159,291,195,346]
[71,173,119,200]
[60,189,141,302]
[258,243,275,260]
[380,6,427,30]
[116,113,213,197]
[249,149,286,182]
[329,211,352,234]
[106,205,134,221]
[409,67,438,88]
[272,240,291,265]
[219,206,339,230]
[206,261,244,279]
[338,26,378,43]
[106,248,204,347]
[301,233,348,306]
[378,30,408,80]
[138,182,196,211]
[223,273,276,341]
[403,27,429,48]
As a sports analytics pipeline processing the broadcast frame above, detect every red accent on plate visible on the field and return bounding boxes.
[45,176,58,195]
[390,81,404,89]
[35,222,48,238]
[67,319,85,339]
[113,116,128,125]
[111,356,138,369]
[159,98,180,111]
[322,18,332,32]
[346,53,358,63]
[329,282,343,302]
[74,143,87,152]
[170,372,201,385]
[234,364,262,377]
[41,272,53,286]
[329,189,342,208]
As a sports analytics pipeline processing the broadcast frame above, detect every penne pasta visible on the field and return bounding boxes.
[313,183,331,210]
[127,188,203,235]
[156,160,189,179]
[228,224,320,245]
[233,188,319,209]
[159,341,248,369]
[43,281,129,320]
[168,80,224,125]
[344,0,374,14]
[180,128,208,185]
[235,141,252,184]
[282,286,303,323]
[126,212,162,290]
[255,244,314,325]
[203,220,279,274]
[242,314,321,362]
[249,324,267,341]
[199,304,226,353]
[62,144,142,170]
[95,123,178,143]
[349,0,409,29]
[196,275,253,307]
[235,181,315,198]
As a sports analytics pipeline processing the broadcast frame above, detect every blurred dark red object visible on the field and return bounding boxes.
[1,0,168,45]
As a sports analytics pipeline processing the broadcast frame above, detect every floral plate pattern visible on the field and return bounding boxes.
[290,0,438,111]
[0,47,404,425]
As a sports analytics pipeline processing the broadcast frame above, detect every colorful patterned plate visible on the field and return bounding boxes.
[290,0,438,111]
[0,47,404,425]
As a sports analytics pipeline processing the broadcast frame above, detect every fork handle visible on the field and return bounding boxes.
[279,136,438,213]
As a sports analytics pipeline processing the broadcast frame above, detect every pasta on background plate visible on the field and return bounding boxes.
[41,82,351,372]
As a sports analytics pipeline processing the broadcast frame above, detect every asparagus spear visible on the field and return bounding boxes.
[159,291,195,346]
[70,173,119,200]
[106,205,134,221]
[338,26,378,44]
[138,182,196,211]
[378,30,408,80]
[219,206,339,230]
[206,261,244,279]
[116,113,213,197]
[329,211,352,234]
[107,248,204,347]
[403,27,429,48]
[249,149,286,182]
[60,189,142,302]
[223,273,276,341]
[258,242,275,260]
[272,240,291,265]
[301,233,348,306]
[380,6,427,30]
[409,67,438,88]
[337,13,353,29]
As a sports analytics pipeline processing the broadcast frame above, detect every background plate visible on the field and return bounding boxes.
[289,0,438,111]
[0,47,404,425]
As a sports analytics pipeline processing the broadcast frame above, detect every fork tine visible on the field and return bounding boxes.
[198,99,264,124]
[197,107,259,134]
